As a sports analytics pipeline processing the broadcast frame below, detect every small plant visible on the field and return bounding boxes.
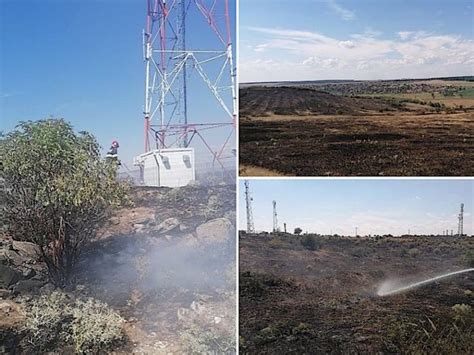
[22,291,124,353]
[71,298,124,353]
[180,325,235,354]
[301,235,319,251]
[463,250,474,267]
[22,292,72,351]
[452,304,472,324]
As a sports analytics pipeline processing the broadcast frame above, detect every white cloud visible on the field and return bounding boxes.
[241,27,474,82]
[327,0,355,21]
[339,40,355,48]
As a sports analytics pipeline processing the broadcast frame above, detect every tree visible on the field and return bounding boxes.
[294,227,302,235]
[0,119,130,287]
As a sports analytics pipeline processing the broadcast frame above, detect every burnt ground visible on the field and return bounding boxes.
[239,86,474,176]
[1,184,236,354]
[77,184,237,353]
[239,233,474,354]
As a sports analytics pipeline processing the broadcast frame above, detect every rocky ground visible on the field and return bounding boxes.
[1,183,236,354]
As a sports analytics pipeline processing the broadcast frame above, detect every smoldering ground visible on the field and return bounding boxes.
[76,231,235,307]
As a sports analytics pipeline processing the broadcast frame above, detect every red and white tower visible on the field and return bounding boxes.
[137,0,236,186]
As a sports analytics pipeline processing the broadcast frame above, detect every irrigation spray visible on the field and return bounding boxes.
[377,268,474,296]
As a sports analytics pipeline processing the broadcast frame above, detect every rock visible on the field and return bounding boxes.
[133,223,146,233]
[0,264,21,288]
[12,241,40,258]
[195,218,233,244]
[154,218,180,234]
[12,279,46,294]
[22,268,36,279]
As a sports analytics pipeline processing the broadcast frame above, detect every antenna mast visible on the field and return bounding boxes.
[272,200,278,233]
[458,203,464,236]
[244,180,255,233]
[142,0,236,168]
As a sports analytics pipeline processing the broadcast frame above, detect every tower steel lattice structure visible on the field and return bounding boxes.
[244,180,255,233]
[458,203,464,236]
[272,200,278,233]
[142,0,236,171]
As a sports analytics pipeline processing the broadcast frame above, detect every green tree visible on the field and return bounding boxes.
[0,119,129,287]
[294,227,302,235]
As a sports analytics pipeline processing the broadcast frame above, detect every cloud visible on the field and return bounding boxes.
[241,26,474,82]
[339,40,356,48]
[398,31,414,40]
[327,0,355,21]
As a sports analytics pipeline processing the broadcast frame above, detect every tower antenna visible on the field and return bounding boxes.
[272,200,278,233]
[244,180,255,233]
[458,203,464,236]
[137,0,236,186]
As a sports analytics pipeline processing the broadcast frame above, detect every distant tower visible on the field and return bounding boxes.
[284,223,287,233]
[458,203,464,236]
[244,180,255,233]
[272,200,278,233]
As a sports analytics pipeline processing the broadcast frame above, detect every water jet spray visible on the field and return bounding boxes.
[377,268,474,296]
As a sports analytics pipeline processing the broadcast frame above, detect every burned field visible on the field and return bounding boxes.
[239,82,474,176]
[1,184,236,354]
[239,233,474,354]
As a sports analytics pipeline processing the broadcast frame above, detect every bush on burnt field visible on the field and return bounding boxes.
[463,250,474,267]
[0,119,130,287]
[301,235,320,251]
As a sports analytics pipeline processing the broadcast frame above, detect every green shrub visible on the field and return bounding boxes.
[301,235,319,251]
[0,119,130,287]
[452,304,472,324]
[463,250,474,267]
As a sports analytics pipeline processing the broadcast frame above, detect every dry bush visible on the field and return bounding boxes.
[180,325,235,354]
[71,298,124,353]
[22,291,124,353]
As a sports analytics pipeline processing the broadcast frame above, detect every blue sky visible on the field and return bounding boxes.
[1,0,235,166]
[239,179,473,236]
[240,0,474,82]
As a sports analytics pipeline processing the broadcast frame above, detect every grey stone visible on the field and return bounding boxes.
[12,279,46,294]
[195,218,233,244]
[0,264,21,288]
[154,218,180,234]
